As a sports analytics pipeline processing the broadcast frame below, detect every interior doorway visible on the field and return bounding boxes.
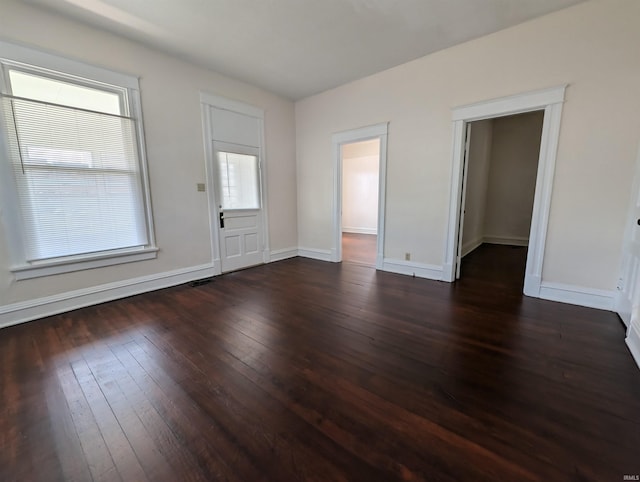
[443,86,566,298]
[332,123,388,269]
[341,139,380,266]
[458,111,544,286]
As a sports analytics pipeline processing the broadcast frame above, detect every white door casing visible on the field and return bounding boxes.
[455,124,472,280]
[616,142,640,327]
[617,142,640,369]
[200,93,269,275]
[443,85,566,297]
[615,176,640,327]
[332,123,389,269]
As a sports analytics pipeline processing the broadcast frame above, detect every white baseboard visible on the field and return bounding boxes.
[2,252,616,331]
[342,227,377,235]
[462,235,527,258]
[626,322,640,370]
[538,281,615,311]
[269,247,298,262]
[382,258,443,281]
[461,238,483,257]
[483,235,529,247]
[298,247,332,262]
[0,263,216,330]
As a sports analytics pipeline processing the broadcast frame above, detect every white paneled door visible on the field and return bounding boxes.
[616,146,640,327]
[213,141,264,273]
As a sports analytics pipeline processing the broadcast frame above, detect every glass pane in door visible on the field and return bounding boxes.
[216,151,260,209]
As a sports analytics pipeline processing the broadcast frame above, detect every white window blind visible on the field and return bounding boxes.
[1,69,149,262]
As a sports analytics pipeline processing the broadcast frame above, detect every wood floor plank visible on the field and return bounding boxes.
[1,245,639,481]
[70,358,149,482]
[3,327,67,482]
[43,368,93,482]
[57,364,121,482]
[128,334,362,481]
[110,344,223,482]
[0,335,21,482]
[86,347,182,482]
[169,290,569,480]
[342,232,377,266]
[38,326,93,482]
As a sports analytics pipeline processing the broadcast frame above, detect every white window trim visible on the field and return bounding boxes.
[0,40,157,280]
[12,248,159,281]
[0,41,139,89]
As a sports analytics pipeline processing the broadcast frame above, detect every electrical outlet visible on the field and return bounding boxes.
[405,252,410,261]
[197,183,206,192]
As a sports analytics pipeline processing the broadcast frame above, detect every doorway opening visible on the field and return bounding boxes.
[341,139,380,266]
[443,86,566,298]
[332,123,388,269]
[458,111,544,288]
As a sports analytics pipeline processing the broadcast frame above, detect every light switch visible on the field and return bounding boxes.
[197,183,206,192]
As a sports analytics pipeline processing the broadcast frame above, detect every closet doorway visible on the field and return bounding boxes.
[443,86,566,298]
[458,111,544,287]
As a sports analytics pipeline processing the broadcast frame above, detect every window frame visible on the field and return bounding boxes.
[0,41,157,280]
[216,148,262,211]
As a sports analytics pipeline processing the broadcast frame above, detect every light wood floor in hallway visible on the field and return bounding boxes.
[342,232,377,266]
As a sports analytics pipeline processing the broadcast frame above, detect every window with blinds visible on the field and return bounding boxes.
[0,47,156,278]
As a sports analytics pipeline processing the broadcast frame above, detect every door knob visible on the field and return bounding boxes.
[219,212,225,229]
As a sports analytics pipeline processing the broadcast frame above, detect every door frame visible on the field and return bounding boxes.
[200,92,270,275]
[620,147,640,368]
[332,123,388,269]
[616,139,640,368]
[455,123,473,280]
[615,141,640,326]
[443,85,566,297]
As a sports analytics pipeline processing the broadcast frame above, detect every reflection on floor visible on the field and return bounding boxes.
[342,232,376,266]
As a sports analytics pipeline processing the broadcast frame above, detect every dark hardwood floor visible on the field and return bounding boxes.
[342,232,376,266]
[460,243,529,289]
[1,245,639,481]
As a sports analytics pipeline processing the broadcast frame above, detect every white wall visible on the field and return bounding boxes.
[461,120,493,255]
[0,0,297,308]
[342,139,379,234]
[462,112,543,255]
[295,0,640,292]
[483,111,544,244]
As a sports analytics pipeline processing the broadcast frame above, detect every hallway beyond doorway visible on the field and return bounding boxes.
[342,233,376,266]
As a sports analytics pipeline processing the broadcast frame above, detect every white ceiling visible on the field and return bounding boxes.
[23,0,585,100]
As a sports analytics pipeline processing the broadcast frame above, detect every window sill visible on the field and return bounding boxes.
[11,247,159,280]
